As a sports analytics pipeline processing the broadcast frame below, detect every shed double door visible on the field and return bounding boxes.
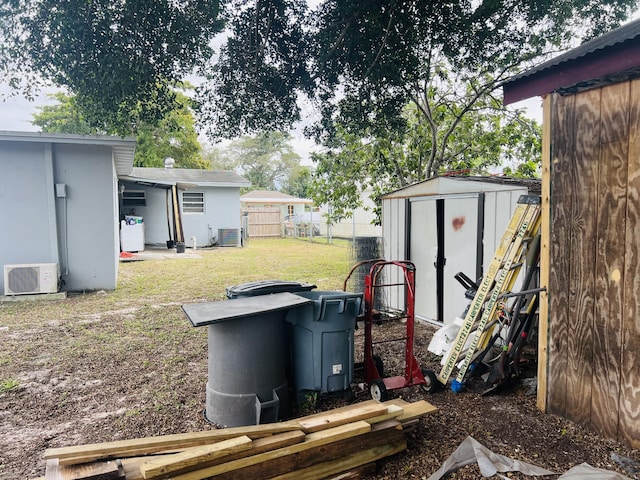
[409,195,481,325]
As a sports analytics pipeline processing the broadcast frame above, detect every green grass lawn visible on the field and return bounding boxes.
[0,238,358,392]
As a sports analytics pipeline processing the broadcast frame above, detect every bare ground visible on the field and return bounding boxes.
[1,286,639,478]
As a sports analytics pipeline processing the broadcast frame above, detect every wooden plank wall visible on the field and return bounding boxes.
[547,79,640,449]
[244,208,282,238]
[620,79,640,448]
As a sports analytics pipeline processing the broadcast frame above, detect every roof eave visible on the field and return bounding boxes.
[503,39,640,105]
[0,131,136,176]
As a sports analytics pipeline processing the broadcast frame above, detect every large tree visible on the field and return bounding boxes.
[198,0,636,146]
[310,96,542,223]
[1,0,223,133]
[32,91,208,169]
[207,131,302,191]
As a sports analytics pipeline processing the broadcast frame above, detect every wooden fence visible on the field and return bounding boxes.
[243,208,282,238]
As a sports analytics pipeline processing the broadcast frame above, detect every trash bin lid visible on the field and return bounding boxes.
[183,292,313,327]
[226,280,316,298]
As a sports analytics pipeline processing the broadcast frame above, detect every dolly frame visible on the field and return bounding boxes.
[345,259,437,401]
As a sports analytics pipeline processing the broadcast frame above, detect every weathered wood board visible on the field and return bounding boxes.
[547,78,640,449]
[565,87,600,426]
[619,78,640,449]
[547,92,575,417]
[591,81,628,441]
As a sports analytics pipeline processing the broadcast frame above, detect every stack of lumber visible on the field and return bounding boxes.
[40,399,437,480]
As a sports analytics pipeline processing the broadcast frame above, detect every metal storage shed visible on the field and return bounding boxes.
[381,176,540,325]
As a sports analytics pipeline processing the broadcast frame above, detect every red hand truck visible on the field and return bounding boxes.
[344,259,439,401]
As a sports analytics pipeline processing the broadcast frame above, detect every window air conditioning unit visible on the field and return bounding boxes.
[4,263,59,296]
[218,228,240,247]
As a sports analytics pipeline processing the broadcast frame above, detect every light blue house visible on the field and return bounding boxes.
[0,132,250,296]
[0,131,136,294]
[119,166,250,248]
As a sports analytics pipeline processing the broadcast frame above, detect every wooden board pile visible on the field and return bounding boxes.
[40,399,437,480]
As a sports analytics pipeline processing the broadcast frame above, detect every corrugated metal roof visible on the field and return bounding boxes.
[123,167,250,187]
[503,18,640,104]
[0,130,136,176]
[509,17,640,82]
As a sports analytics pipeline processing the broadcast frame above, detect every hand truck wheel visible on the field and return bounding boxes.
[420,368,441,394]
[370,379,388,402]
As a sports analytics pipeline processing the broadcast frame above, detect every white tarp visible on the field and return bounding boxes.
[428,436,632,480]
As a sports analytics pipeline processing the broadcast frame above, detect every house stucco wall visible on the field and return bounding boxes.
[1,140,120,293]
[0,141,58,274]
[121,183,243,247]
[52,143,118,291]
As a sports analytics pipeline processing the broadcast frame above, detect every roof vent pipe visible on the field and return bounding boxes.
[164,157,175,169]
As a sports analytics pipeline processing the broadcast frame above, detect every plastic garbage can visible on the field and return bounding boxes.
[182,292,312,427]
[286,291,363,401]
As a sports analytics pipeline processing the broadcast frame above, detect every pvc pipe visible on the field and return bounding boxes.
[190,236,197,250]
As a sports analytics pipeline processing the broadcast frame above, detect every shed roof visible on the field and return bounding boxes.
[382,175,541,200]
[121,167,250,189]
[503,17,640,105]
[240,190,312,205]
[0,130,136,176]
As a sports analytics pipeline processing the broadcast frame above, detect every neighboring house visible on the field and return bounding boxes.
[316,189,382,239]
[502,18,640,449]
[0,131,136,294]
[119,166,250,248]
[380,176,540,325]
[240,190,312,217]
[240,190,313,238]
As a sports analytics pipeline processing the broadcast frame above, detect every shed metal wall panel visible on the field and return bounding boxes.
[382,178,530,325]
[381,197,407,311]
[482,191,526,273]
[410,199,437,320]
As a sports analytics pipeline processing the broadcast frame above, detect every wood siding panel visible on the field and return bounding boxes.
[619,78,640,449]
[547,93,575,417]
[538,95,552,412]
[245,208,282,238]
[565,88,601,425]
[591,82,629,441]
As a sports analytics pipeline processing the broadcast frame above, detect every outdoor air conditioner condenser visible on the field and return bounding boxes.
[3,263,59,295]
[218,228,240,247]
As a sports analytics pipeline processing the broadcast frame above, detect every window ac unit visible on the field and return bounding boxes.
[4,263,59,296]
[218,228,240,247]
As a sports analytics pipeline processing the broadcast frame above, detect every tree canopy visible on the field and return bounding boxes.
[310,97,542,223]
[1,0,223,133]
[32,91,208,169]
[206,131,302,191]
[198,0,637,143]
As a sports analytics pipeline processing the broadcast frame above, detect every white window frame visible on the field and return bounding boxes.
[182,191,205,214]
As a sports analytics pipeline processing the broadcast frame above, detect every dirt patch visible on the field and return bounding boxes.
[1,309,639,479]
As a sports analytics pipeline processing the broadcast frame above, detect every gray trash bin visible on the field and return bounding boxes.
[286,291,363,401]
[182,292,312,427]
